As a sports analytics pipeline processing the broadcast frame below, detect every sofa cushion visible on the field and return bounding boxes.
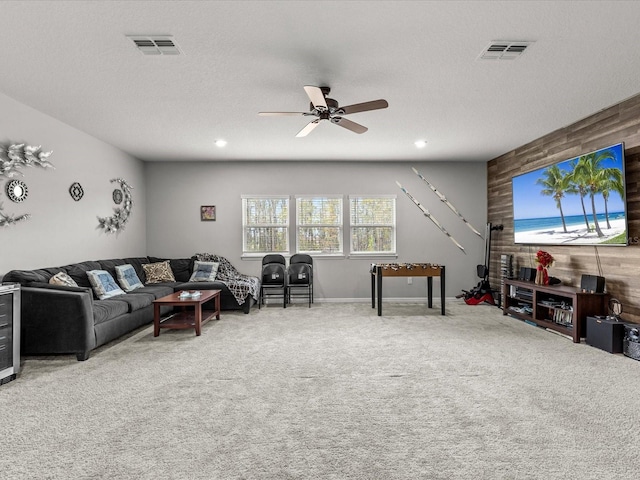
[175,281,226,291]
[130,284,175,299]
[63,261,102,288]
[49,272,78,287]
[98,258,126,280]
[169,258,193,282]
[143,261,175,283]
[92,299,130,325]
[109,293,154,313]
[28,281,91,293]
[3,269,48,285]
[189,261,219,282]
[87,270,126,300]
[115,264,144,292]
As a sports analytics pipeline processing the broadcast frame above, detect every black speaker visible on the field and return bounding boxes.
[580,274,605,293]
[518,267,536,281]
[586,316,625,353]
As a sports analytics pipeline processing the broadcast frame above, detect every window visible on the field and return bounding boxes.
[296,196,343,254]
[349,195,396,254]
[242,196,289,254]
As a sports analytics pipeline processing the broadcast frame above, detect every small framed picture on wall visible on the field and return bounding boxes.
[200,205,216,221]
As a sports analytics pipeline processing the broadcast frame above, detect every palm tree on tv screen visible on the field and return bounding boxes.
[566,159,591,231]
[572,149,617,237]
[600,169,624,229]
[536,164,570,233]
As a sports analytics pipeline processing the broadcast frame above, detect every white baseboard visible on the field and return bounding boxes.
[314,297,457,303]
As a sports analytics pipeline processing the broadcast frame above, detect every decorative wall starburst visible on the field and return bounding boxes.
[0,142,54,228]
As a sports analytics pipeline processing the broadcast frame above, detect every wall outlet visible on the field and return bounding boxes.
[407,277,412,285]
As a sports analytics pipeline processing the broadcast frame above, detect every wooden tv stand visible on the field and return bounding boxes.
[502,278,609,343]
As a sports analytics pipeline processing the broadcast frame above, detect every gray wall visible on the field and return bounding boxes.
[0,93,146,274]
[145,161,487,300]
[0,90,487,299]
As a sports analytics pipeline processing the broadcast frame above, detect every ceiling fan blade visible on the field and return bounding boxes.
[303,86,328,111]
[296,119,321,137]
[331,117,368,134]
[337,99,389,115]
[258,111,310,116]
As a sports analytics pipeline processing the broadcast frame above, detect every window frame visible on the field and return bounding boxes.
[295,194,344,256]
[241,195,290,256]
[348,194,397,256]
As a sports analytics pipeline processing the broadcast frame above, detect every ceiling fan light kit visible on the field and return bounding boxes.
[259,85,388,137]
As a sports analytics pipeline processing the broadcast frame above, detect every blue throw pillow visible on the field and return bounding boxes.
[87,270,126,300]
[115,264,144,292]
[189,261,219,282]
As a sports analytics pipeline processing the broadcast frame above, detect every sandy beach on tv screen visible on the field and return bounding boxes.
[515,217,627,245]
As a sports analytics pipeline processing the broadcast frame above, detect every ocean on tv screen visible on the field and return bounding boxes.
[514,211,626,245]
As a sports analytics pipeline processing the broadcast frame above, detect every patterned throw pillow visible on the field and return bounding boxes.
[142,261,175,284]
[115,264,144,292]
[49,271,79,287]
[86,270,126,300]
[189,261,219,282]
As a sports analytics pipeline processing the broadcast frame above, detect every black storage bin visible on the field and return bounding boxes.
[623,324,640,361]
[586,316,625,354]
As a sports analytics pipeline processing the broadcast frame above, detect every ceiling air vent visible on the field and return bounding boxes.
[128,36,181,55]
[478,41,532,60]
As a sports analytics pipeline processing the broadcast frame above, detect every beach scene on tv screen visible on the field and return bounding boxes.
[512,143,627,246]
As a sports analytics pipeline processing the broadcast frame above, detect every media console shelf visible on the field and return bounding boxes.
[502,278,609,343]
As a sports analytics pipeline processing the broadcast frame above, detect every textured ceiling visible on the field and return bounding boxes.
[1,0,640,163]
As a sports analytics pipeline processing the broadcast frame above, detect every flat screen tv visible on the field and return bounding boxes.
[512,142,627,246]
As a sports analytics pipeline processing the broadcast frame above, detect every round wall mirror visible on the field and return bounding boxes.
[6,180,28,203]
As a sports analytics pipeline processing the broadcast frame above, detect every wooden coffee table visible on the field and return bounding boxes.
[153,290,221,337]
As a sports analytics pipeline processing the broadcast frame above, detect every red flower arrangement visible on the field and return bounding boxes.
[534,250,554,285]
[535,250,554,268]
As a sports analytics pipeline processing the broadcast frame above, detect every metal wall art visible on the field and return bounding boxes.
[0,198,30,227]
[112,188,123,204]
[69,182,84,201]
[6,180,28,202]
[0,142,54,228]
[0,143,54,178]
[97,178,133,234]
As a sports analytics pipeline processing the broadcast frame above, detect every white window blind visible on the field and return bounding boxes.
[349,196,396,254]
[296,196,343,254]
[242,196,289,254]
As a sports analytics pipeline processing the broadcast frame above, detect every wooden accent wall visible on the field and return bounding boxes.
[488,93,640,323]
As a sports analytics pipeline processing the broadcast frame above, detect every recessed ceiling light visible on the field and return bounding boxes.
[414,140,427,148]
[215,140,227,147]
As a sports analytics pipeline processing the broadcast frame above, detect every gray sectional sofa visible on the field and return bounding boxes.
[3,256,259,361]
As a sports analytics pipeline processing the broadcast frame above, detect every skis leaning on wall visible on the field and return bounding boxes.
[412,167,483,238]
[396,181,466,254]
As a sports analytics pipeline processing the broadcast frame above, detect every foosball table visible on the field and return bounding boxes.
[370,263,445,316]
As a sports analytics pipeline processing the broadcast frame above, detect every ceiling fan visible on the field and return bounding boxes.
[259,86,388,137]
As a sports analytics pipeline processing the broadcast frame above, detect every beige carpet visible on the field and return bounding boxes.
[1,301,639,479]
